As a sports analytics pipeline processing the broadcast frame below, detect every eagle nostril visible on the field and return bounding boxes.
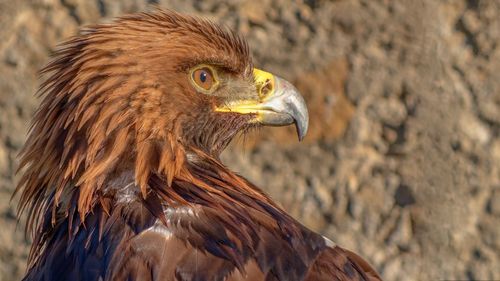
[260,79,273,98]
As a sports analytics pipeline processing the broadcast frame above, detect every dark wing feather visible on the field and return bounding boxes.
[305,246,382,281]
[107,226,234,281]
[23,171,381,281]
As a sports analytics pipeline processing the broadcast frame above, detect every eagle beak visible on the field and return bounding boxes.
[216,68,309,141]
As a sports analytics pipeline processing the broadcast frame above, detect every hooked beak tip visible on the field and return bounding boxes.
[273,76,309,141]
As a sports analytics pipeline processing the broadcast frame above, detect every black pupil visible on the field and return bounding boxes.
[200,71,207,83]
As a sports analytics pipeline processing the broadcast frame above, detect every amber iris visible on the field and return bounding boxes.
[192,67,215,91]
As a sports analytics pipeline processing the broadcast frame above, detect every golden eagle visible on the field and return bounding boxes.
[15,9,381,281]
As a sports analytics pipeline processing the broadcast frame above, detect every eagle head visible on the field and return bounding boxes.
[17,10,308,220]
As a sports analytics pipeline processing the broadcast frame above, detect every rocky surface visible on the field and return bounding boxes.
[0,0,499,280]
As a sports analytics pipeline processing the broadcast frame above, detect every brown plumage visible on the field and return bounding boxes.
[15,9,382,281]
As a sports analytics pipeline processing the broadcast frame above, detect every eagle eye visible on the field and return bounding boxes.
[191,66,217,92]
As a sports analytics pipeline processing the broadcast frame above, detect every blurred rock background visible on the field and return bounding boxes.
[0,0,499,280]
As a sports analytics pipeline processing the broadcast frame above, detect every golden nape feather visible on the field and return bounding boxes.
[15,9,382,281]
